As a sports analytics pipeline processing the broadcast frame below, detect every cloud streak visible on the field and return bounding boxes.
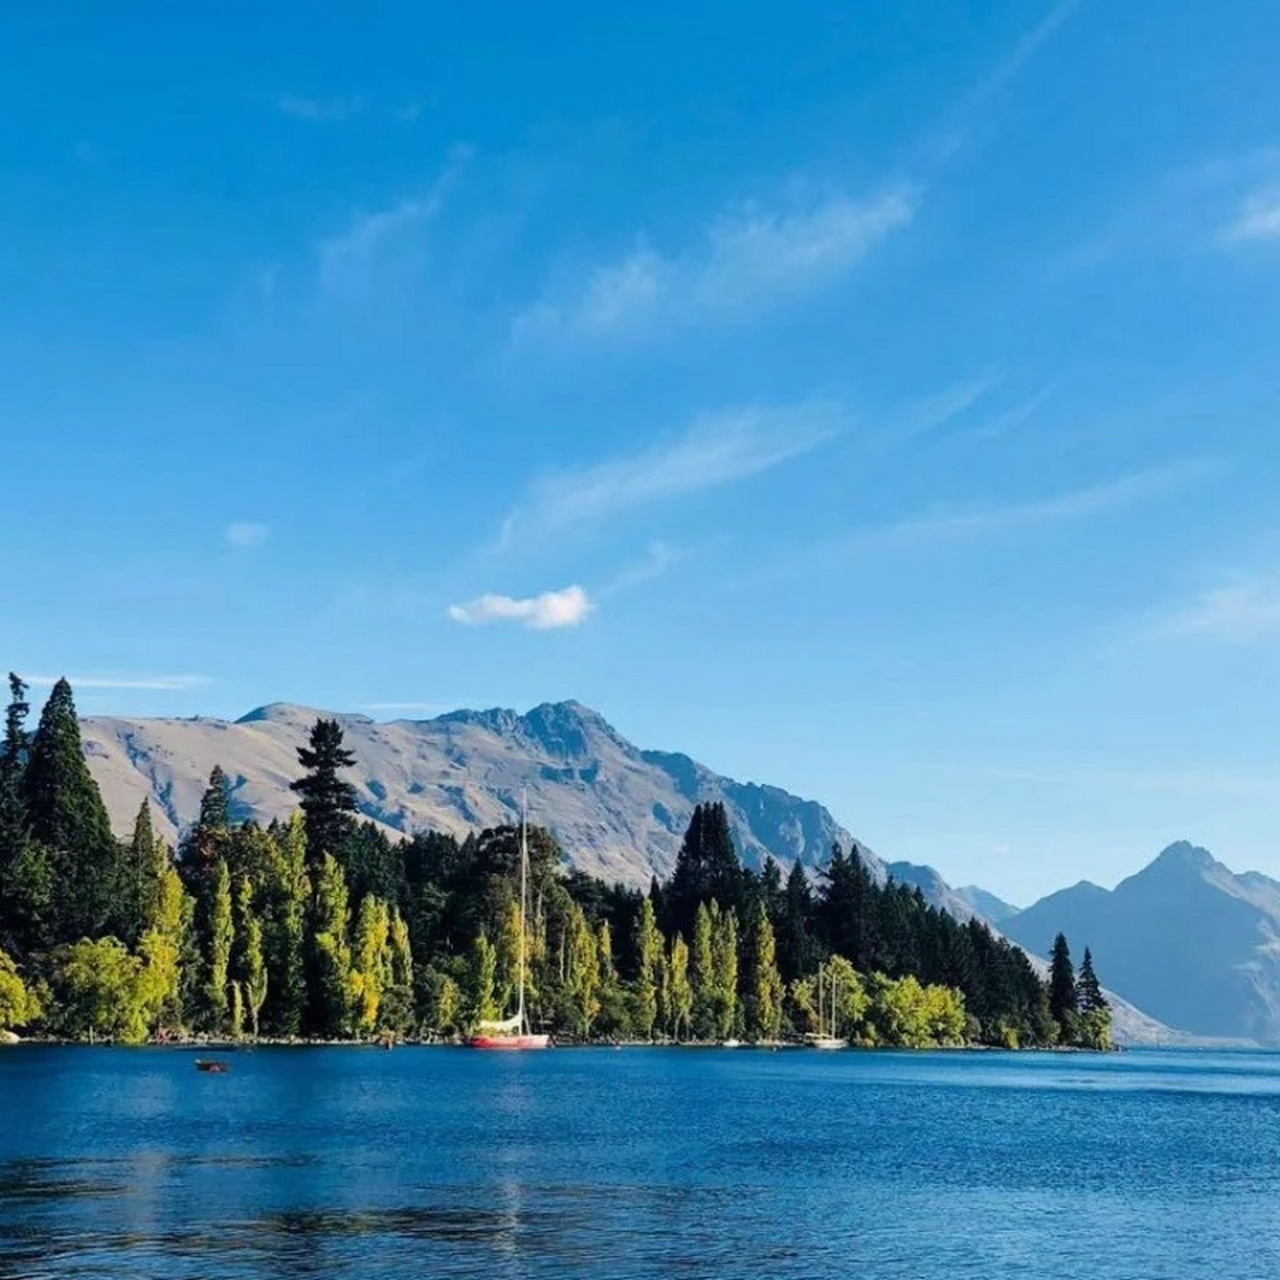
[225,521,270,548]
[1222,189,1280,243]
[26,674,212,691]
[279,94,360,122]
[514,185,917,344]
[318,147,472,295]
[448,585,593,630]
[852,461,1209,551]
[502,402,840,545]
[1154,571,1280,644]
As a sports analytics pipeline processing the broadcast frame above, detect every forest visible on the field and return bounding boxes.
[0,675,1111,1050]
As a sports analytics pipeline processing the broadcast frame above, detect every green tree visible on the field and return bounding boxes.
[667,934,692,1041]
[181,766,232,890]
[383,909,415,1034]
[1076,947,1112,1050]
[690,902,716,1040]
[467,932,499,1025]
[202,859,234,1032]
[22,679,118,940]
[136,862,186,1035]
[118,801,170,948]
[745,899,783,1041]
[351,895,391,1036]
[711,905,739,1039]
[233,877,268,1038]
[46,938,148,1043]
[291,719,358,873]
[1048,932,1079,1041]
[632,897,662,1040]
[0,946,40,1033]
[565,903,601,1038]
[0,674,30,857]
[0,838,55,956]
[426,968,463,1037]
[665,803,743,939]
[260,816,307,1037]
[310,853,354,1037]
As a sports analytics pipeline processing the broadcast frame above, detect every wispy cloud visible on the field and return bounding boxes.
[600,541,684,598]
[448,584,593,630]
[26,673,212,691]
[502,402,840,546]
[854,461,1208,551]
[318,147,472,295]
[225,521,270,548]
[1154,571,1280,644]
[892,372,1001,445]
[279,93,360,122]
[514,185,918,344]
[1222,189,1280,243]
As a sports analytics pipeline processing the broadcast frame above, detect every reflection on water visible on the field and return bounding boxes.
[3,1047,1280,1278]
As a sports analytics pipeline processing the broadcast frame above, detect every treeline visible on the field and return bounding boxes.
[0,676,1110,1050]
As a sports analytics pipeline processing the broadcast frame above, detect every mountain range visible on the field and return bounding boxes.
[79,697,1176,1045]
[999,842,1280,1044]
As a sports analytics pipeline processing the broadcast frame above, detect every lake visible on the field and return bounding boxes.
[2,1046,1279,1278]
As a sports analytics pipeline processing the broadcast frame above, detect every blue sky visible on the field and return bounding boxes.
[4,1,1280,903]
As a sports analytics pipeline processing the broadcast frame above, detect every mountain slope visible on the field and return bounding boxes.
[1001,842,1280,1042]
[81,700,880,887]
[954,885,1020,925]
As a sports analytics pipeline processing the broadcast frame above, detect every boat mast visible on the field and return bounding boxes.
[518,790,528,1034]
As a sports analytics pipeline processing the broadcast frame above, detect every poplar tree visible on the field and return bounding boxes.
[712,906,739,1039]
[310,853,354,1037]
[746,899,783,1041]
[352,895,391,1035]
[233,877,268,1038]
[691,902,716,1040]
[261,816,307,1037]
[633,897,662,1039]
[468,932,498,1025]
[566,904,601,1038]
[203,859,234,1032]
[668,934,692,1041]
[383,909,414,1034]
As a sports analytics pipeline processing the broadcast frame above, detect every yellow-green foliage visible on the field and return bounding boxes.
[46,938,148,1043]
[867,973,967,1048]
[0,946,40,1032]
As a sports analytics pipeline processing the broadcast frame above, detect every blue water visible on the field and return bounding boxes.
[2,1047,1280,1278]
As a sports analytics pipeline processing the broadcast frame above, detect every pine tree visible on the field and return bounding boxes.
[665,803,743,939]
[1077,947,1107,1013]
[181,767,231,890]
[746,899,783,1041]
[22,679,118,940]
[0,673,30,858]
[117,801,169,948]
[778,859,814,982]
[1048,932,1078,1041]
[291,719,358,874]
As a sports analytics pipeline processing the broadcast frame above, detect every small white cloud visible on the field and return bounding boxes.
[514,184,917,344]
[1223,189,1280,243]
[448,585,594,631]
[279,93,360,122]
[26,673,212,691]
[225,522,271,548]
[502,402,840,545]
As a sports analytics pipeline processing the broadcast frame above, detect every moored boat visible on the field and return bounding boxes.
[467,795,550,1051]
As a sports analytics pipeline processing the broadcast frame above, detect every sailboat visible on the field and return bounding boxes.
[806,963,847,1051]
[467,796,550,1050]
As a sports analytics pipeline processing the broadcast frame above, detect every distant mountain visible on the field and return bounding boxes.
[954,885,1021,925]
[1001,841,1280,1043]
[81,700,881,888]
[885,861,984,922]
